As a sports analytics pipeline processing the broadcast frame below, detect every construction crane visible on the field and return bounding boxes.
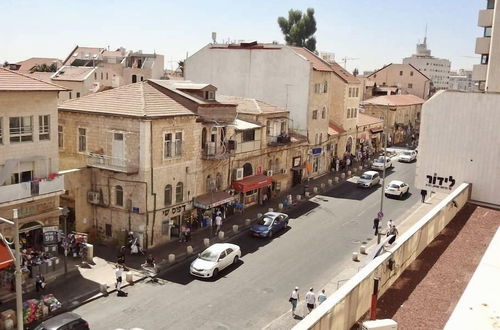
[341,57,360,69]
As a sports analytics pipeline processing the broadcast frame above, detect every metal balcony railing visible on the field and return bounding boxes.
[202,142,234,160]
[267,135,292,146]
[87,153,139,174]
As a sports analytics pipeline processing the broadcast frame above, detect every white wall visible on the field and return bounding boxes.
[185,45,310,134]
[415,90,500,206]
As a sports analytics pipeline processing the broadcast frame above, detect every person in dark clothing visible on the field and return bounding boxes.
[420,189,428,203]
[373,217,380,236]
[35,274,45,292]
[117,246,126,265]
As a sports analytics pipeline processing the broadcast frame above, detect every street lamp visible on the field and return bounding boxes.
[378,104,389,239]
[60,207,69,275]
[0,209,24,330]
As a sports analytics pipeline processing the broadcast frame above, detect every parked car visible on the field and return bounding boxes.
[34,312,89,330]
[249,212,289,238]
[385,180,410,199]
[357,171,381,188]
[190,243,241,278]
[371,156,393,171]
[398,150,417,163]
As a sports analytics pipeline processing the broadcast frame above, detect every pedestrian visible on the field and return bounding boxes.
[180,223,187,243]
[420,189,427,203]
[207,215,213,237]
[373,217,380,236]
[115,264,123,290]
[289,286,299,317]
[346,156,351,170]
[35,274,46,292]
[387,219,394,231]
[305,288,316,313]
[215,213,222,235]
[262,192,268,205]
[317,289,327,305]
[335,158,340,172]
[117,246,126,265]
[387,224,399,244]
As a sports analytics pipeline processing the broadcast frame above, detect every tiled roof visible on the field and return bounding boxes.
[25,72,54,83]
[16,57,62,72]
[330,61,360,84]
[0,68,67,91]
[289,47,333,72]
[357,113,384,126]
[329,121,347,135]
[64,46,105,65]
[367,63,430,80]
[289,129,308,142]
[363,94,425,106]
[59,81,195,118]
[52,66,96,81]
[217,95,287,115]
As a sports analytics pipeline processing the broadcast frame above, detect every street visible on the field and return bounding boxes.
[74,161,419,330]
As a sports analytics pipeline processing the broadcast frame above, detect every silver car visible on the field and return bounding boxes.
[398,150,417,163]
[372,157,393,171]
[357,171,381,188]
[34,312,89,330]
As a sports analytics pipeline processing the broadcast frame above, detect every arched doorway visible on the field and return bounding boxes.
[19,221,44,250]
[243,163,253,177]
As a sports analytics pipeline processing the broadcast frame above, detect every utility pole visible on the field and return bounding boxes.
[379,104,389,225]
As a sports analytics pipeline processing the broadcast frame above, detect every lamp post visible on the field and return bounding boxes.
[60,207,69,275]
[379,104,389,229]
[0,209,24,330]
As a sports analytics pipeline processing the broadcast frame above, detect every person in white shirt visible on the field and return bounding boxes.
[115,265,123,291]
[317,289,327,305]
[305,287,316,313]
[289,287,299,317]
[215,214,222,235]
[387,219,394,231]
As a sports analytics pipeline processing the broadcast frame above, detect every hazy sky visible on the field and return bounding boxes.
[0,0,484,73]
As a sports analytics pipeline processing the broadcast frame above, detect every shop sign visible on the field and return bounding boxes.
[162,203,188,217]
[132,207,140,214]
[18,200,56,218]
[312,148,322,155]
[292,156,301,167]
[425,173,456,191]
[42,226,59,245]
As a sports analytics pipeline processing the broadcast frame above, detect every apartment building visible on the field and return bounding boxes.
[0,68,66,253]
[448,69,476,91]
[403,37,451,91]
[472,0,500,92]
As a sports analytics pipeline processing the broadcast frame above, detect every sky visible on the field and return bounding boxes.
[0,0,484,73]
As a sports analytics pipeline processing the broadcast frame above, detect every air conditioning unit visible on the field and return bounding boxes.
[265,170,273,177]
[361,319,397,330]
[234,168,244,181]
[228,140,237,151]
[206,142,216,156]
[87,191,101,204]
[281,168,288,174]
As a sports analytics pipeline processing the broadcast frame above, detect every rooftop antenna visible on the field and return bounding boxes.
[424,24,428,45]
[211,32,217,44]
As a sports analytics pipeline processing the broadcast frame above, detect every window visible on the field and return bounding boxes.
[314,83,321,93]
[58,125,63,148]
[347,108,351,119]
[312,110,318,120]
[408,83,413,89]
[174,132,182,156]
[204,91,215,100]
[321,108,326,119]
[242,129,255,142]
[399,71,403,76]
[106,72,109,80]
[0,118,3,144]
[175,182,183,203]
[164,132,182,158]
[164,185,172,206]
[78,128,86,152]
[115,185,124,206]
[487,0,494,9]
[94,72,97,80]
[348,88,352,97]
[353,108,357,118]
[164,133,172,158]
[11,170,33,184]
[410,71,414,76]
[132,74,137,83]
[76,92,80,98]
[39,115,50,140]
[105,224,112,237]
[162,221,169,235]
[323,81,328,93]
[319,133,323,143]
[481,54,489,65]
[484,27,492,37]
[69,92,72,99]
[100,72,103,80]
[355,88,359,98]
[216,172,222,190]
[9,116,33,143]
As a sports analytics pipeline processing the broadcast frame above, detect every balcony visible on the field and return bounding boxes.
[267,135,292,147]
[0,175,65,204]
[478,9,493,27]
[87,153,139,174]
[202,142,234,160]
[475,37,491,54]
[472,64,487,82]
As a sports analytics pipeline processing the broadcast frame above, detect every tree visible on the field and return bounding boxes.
[177,60,184,76]
[277,8,317,52]
[33,63,58,72]
[353,68,359,77]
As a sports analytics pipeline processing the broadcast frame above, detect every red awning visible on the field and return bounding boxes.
[0,240,14,271]
[232,174,272,193]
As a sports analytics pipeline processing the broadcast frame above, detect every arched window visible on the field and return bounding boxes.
[132,74,137,83]
[164,185,172,206]
[176,182,183,203]
[206,175,214,192]
[115,185,123,206]
[201,127,207,148]
[243,163,253,177]
[216,172,223,190]
[322,106,327,119]
[319,133,323,144]
[346,136,353,153]
[268,159,273,170]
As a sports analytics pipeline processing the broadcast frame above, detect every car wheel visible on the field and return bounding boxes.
[285,220,289,228]
[399,192,403,199]
[212,268,219,278]
[233,256,239,264]
[268,230,273,238]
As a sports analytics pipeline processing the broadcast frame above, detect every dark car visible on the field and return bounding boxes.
[250,212,289,238]
[34,312,89,330]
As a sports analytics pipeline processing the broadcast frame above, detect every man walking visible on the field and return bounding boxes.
[420,189,427,203]
[289,286,299,317]
[317,289,327,305]
[373,217,380,236]
[305,287,316,313]
[387,219,394,231]
[206,215,213,237]
[215,213,222,236]
[115,264,128,296]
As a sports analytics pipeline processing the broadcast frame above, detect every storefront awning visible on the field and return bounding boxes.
[232,174,272,193]
[370,128,384,134]
[0,238,14,270]
[193,191,235,210]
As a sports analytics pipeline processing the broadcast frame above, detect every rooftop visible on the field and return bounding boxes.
[328,121,347,135]
[329,61,360,84]
[363,94,425,106]
[289,47,333,72]
[15,57,62,72]
[52,66,96,81]
[0,68,67,91]
[217,95,288,115]
[357,113,384,126]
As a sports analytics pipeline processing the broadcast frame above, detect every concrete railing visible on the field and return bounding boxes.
[294,183,471,330]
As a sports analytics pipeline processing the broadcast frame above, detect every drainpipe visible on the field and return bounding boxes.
[149,121,157,248]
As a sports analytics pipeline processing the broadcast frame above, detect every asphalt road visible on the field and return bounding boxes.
[74,160,419,330]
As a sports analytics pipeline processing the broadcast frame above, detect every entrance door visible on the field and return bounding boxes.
[112,133,125,167]
[292,169,302,186]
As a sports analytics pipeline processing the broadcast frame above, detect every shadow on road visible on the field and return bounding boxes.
[286,200,319,219]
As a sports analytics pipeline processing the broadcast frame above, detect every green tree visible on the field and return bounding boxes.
[33,63,58,72]
[277,8,317,52]
[177,60,184,76]
[353,68,359,77]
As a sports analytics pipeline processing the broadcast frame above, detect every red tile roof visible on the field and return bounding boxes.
[330,61,360,84]
[357,113,384,126]
[217,95,287,115]
[363,94,425,106]
[289,47,333,72]
[328,121,347,135]
[0,68,67,91]
[51,66,96,81]
[16,57,62,72]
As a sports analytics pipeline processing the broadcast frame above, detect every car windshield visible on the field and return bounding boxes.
[389,183,400,188]
[375,157,385,163]
[361,174,372,179]
[402,151,412,156]
[199,249,219,262]
[257,216,274,226]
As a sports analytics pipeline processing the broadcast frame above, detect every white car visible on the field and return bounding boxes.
[371,156,393,171]
[398,150,417,163]
[384,180,410,199]
[190,243,241,278]
[357,171,381,188]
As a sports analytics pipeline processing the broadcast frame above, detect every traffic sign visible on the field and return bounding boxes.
[377,212,384,218]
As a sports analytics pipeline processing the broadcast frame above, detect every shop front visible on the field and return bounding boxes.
[193,191,235,223]
[161,203,191,239]
[232,174,273,208]
[291,156,303,186]
[370,128,383,149]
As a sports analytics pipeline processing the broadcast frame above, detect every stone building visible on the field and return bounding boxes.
[0,68,66,255]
